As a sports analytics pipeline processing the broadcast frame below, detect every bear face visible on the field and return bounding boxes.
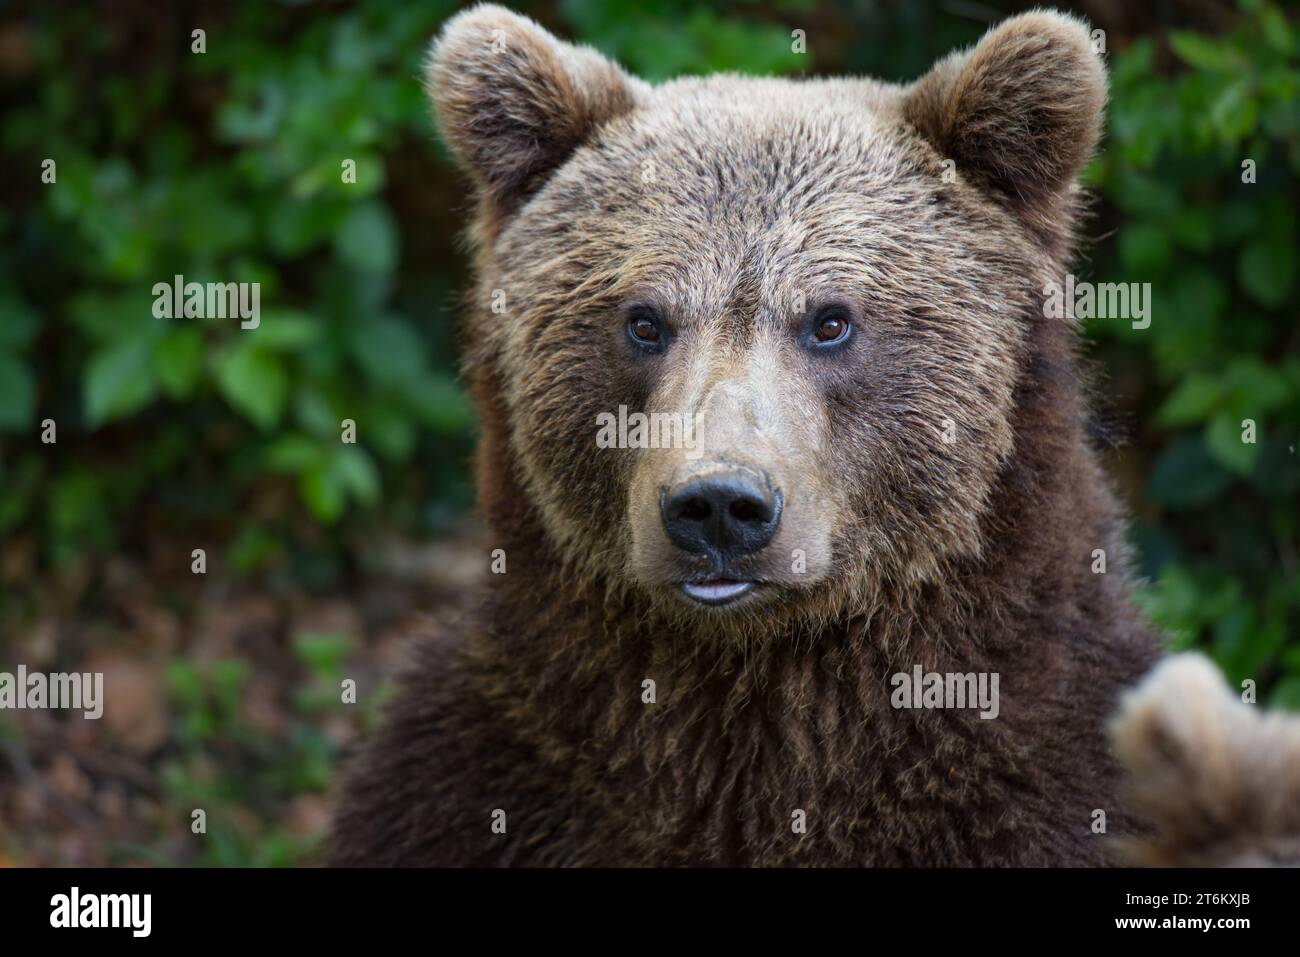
[431,6,1107,632]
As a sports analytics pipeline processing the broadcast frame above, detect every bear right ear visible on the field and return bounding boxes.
[427,5,642,218]
[903,11,1106,232]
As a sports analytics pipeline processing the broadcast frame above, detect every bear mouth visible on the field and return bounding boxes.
[679,579,756,606]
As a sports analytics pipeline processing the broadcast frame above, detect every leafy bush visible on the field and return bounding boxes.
[1,0,473,572]
[1086,0,1300,704]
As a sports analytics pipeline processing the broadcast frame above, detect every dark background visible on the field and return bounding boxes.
[0,0,1297,865]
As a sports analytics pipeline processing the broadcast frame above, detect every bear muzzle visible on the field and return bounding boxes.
[658,463,783,606]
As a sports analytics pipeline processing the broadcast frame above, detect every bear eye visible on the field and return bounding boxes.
[807,304,852,348]
[625,305,665,351]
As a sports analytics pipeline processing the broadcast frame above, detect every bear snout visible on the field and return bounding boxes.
[659,467,783,562]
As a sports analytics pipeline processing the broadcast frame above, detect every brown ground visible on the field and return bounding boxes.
[0,520,483,867]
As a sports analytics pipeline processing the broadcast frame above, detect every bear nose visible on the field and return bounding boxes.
[660,471,782,559]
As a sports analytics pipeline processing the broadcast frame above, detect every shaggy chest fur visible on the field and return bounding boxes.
[479,626,1097,866]
[333,522,1158,867]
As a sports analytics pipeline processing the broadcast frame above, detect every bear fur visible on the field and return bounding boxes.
[1110,653,1300,867]
[330,5,1166,866]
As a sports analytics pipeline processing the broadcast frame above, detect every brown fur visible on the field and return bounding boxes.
[330,6,1164,866]
[1110,653,1300,867]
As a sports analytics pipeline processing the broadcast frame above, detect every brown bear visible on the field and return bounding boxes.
[330,5,1165,866]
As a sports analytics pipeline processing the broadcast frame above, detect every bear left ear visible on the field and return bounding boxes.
[427,5,643,219]
[904,11,1106,228]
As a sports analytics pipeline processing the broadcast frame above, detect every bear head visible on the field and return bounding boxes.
[428,5,1107,632]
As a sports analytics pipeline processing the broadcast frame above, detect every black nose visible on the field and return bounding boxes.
[660,470,782,559]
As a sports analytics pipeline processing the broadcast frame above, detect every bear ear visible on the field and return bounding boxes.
[426,4,642,217]
[904,11,1106,228]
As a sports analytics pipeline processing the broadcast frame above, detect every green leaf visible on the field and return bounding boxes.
[1209,80,1257,143]
[84,338,159,426]
[1147,435,1233,508]
[1111,37,1156,89]
[293,386,344,438]
[0,452,40,533]
[1205,411,1261,475]
[299,462,346,522]
[1150,271,1225,374]
[215,343,288,430]
[294,631,354,676]
[216,81,285,143]
[1169,32,1239,72]
[334,445,380,507]
[408,371,474,433]
[1105,167,1180,218]
[252,310,322,350]
[227,521,283,573]
[1221,357,1293,416]
[1136,563,1200,642]
[1167,208,1213,253]
[0,295,39,350]
[1269,676,1300,711]
[0,353,36,431]
[350,316,425,387]
[335,201,398,274]
[1157,373,1223,427]
[1238,239,1296,308]
[264,434,326,473]
[1261,4,1294,55]
[154,327,205,399]
[1118,222,1172,274]
[361,398,417,460]
[49,469,110,551]
[267,199,338,256]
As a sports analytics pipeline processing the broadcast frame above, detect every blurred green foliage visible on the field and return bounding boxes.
[0,2,1297,861]
[1085,0,1300,705]
[1,0,475,576]
[158,633,382,867]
